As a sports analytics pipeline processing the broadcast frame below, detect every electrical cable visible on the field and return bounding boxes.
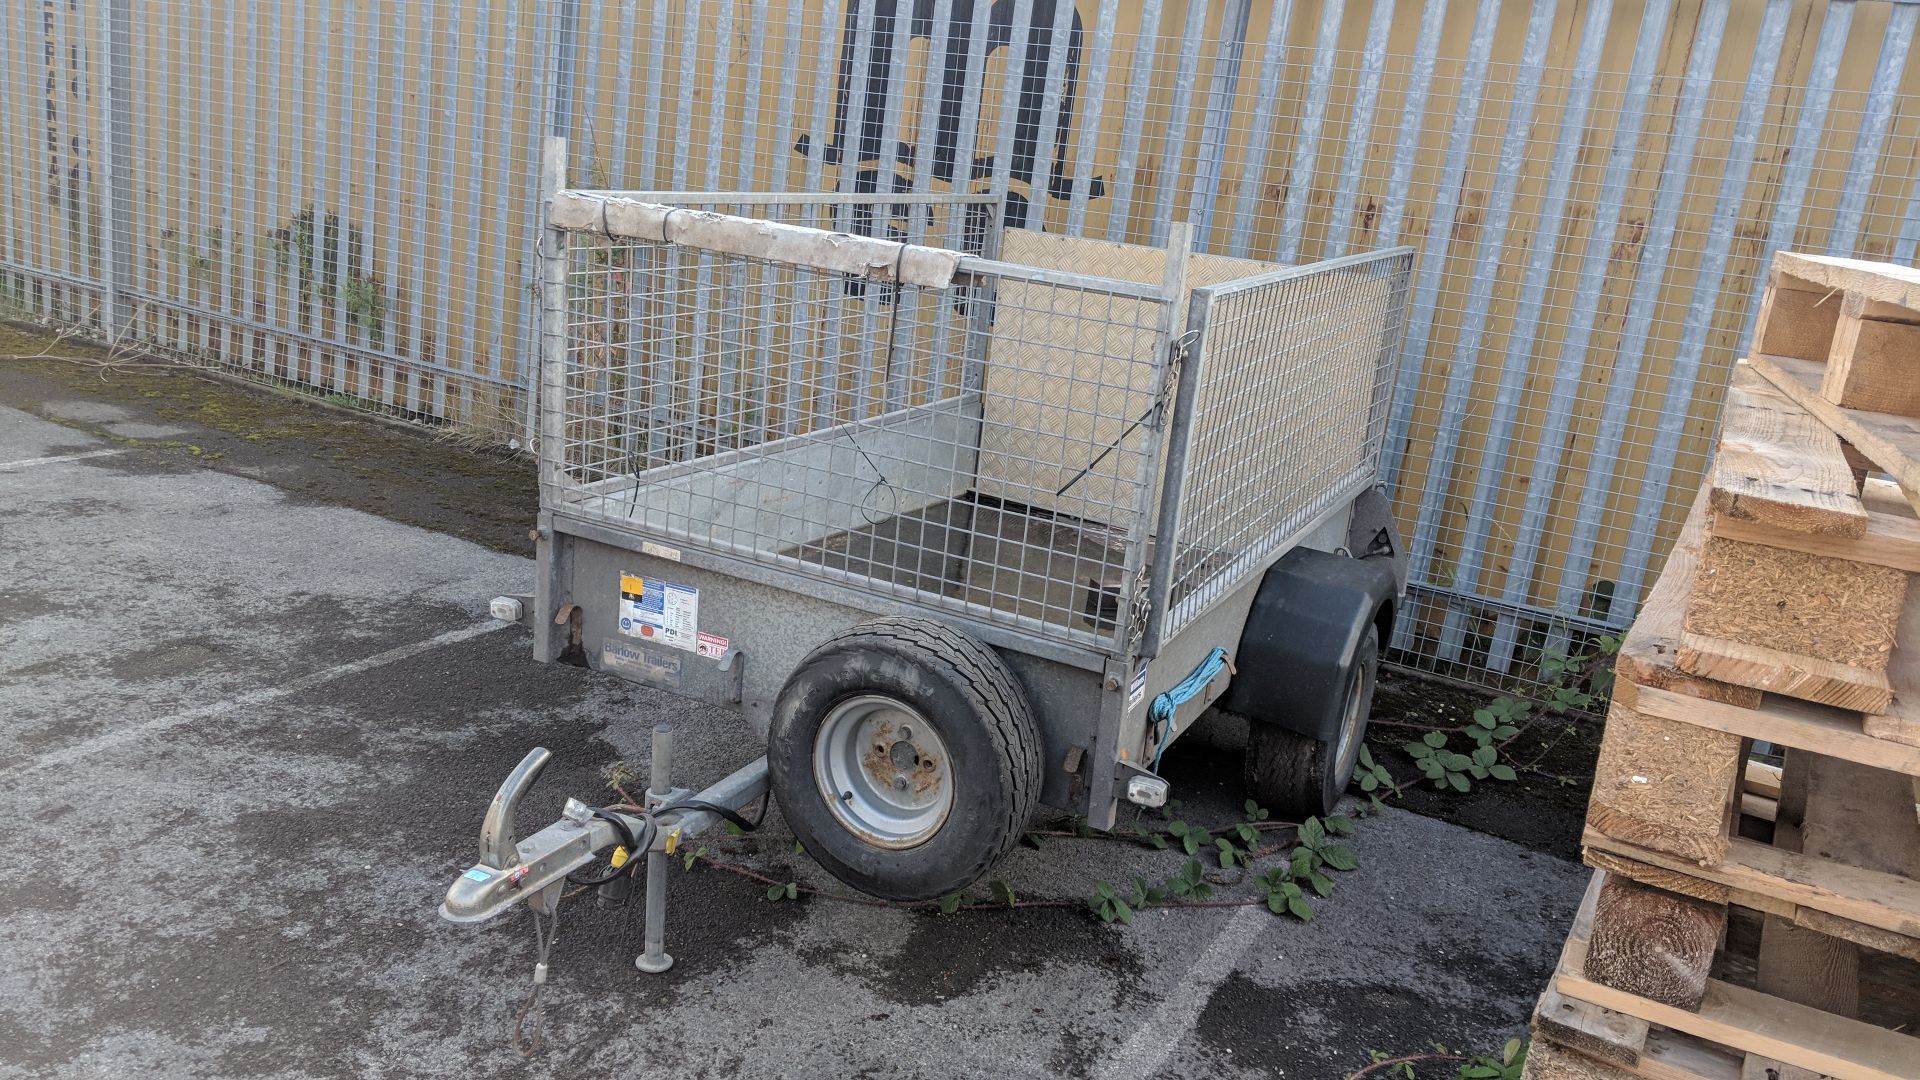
[564,795,762,887]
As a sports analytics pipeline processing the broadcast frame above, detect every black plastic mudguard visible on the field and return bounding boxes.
[1219,546,1399,745]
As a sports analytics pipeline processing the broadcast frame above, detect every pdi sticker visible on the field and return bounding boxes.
[618,573,699,651]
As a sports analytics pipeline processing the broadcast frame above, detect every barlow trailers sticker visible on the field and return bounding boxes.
[602,639,683,687]
[619,573,699,652]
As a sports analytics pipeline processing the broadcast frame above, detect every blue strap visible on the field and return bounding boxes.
[1149,647,1231,773]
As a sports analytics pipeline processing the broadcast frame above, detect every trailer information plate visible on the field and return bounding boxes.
[619,573,699,651]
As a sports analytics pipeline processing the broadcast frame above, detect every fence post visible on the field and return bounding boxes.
[1186,0,1252,248]
[99,0,134,341]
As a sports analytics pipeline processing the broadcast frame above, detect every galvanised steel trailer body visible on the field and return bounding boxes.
[442,146,1413,962]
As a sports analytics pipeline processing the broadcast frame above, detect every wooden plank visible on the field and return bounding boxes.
[1585,874,1726,1010]
[1822,291,1920,419]
[1708,509,1920,574]
[1746,353,1920,514]
[1616,486,1763,708]
[1584,847,1733,904]
[1616,680,1920,777]
[1557,888,1920,1080]
[1523,1037,1641,1080]
[1709,365,1867,537]
[1749,751,1920,1078]
[1744,760,1783,800]
[1527,1024,1744,1080]
[1751,274,1843,364]
[1773,252,1920,313]
[1534,985,1652,1069]
[1582,826,1920,941]
[1676,630,1895,713]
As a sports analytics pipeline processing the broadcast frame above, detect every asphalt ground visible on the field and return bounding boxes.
[0,361,1587,1079]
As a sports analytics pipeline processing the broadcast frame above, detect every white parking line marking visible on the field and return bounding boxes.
[0,448,126,471]
[1095,903,1270,1080]
[23,620,516,772]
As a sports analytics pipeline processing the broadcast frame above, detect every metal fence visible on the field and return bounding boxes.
[7,0,1920,688]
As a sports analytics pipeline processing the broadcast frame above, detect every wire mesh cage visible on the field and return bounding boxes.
[544,190,1412,658]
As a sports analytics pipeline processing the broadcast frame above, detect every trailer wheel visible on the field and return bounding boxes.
[1243,627,1378,820]
[768,617,1041,901]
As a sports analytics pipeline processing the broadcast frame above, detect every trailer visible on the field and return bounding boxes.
[442,148,1414,968]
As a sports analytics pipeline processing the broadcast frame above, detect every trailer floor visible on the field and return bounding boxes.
[0,346,1587,1080]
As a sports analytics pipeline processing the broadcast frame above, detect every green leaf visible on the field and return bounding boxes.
[785,881,798,900]
[1290,847,1315,876]
[1298,817,1326,848]
[938,893,962,915]
[1440,752,1473,771]
[1406,743,1434,760]
[1266,892,1288,915]
[1166,820,1189,837]
[1359,773,1379,792]
[1324,814,1354,836]
[1235,823,1259,846]
[1182,834,1202,857]
[1492,725,1520,740]
[1489,764,1517,782]
[1473,709,1497,729]
[991,879,1016,907]
[726,820,746,837]
[1447,772,1471,793]
[1423,731,1448,748]
[766,883,786,902]
[1320,844,1359,871]
[1287,895,1313,921]
[1472,745,1497,767]
[1467,763,1489,780]
[1309,871,1334,897]
[1503,1038,1523,1065]
[1021,832,1046,850]
[794,839,806,855]
[1419,759,1446,779]
[1113,899,1133,925]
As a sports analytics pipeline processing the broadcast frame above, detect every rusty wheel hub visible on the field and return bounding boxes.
[812,694,953,849]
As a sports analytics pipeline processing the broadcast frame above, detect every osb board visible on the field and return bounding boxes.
[1615,485,1761,708]
[1683,536,1907,670]
[1588,696,1742,867]
[973,230,1362,521]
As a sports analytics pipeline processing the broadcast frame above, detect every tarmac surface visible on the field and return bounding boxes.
[0,369,1587,1079]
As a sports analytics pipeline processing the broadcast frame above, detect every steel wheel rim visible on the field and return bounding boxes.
[813,695,954,849]
[1331,663,1368,788]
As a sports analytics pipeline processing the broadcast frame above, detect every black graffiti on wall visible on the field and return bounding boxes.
[793,0,1106,229]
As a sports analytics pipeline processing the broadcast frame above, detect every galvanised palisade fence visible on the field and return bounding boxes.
[6,0,1920,689]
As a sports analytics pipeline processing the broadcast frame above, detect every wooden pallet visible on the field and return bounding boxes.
[1677,364,1910,711]
[1520,871,1920,1080]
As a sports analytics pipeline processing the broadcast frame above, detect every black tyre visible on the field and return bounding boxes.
[1243,626,1378,820]
[767,617,1042,901]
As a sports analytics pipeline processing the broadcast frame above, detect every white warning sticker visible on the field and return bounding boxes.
[618,573,699,651]
[1127,662,1149,709]
[696,631,729,659]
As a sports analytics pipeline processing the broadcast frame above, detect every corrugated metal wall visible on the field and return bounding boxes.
[5,0,1920,686]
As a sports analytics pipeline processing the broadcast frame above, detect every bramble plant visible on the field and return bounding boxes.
[1350,1038,1526,1080]
[1357,634,1619,800]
